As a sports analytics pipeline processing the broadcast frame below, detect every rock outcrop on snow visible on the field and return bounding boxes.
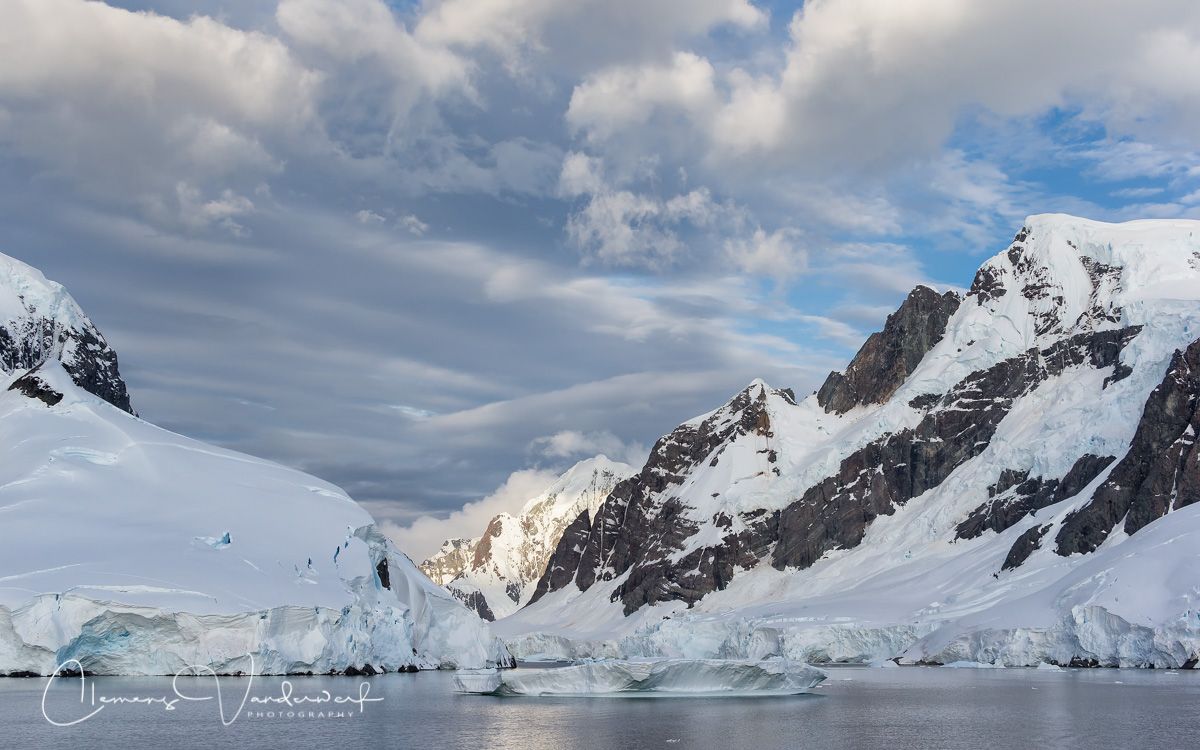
[497,215,1200,668]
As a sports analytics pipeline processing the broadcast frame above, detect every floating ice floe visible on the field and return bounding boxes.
[941,661,1006,669]
[454,659,826,697]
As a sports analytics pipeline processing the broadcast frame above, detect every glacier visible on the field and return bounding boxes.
[492,215,1200,669]
[0,252,509,675]
[453,659,826,697]
[0,364,509,675]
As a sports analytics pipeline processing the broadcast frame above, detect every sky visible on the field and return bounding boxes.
[3,0,1200,560]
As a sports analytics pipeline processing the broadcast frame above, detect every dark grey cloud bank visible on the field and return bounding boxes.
[3,0,1200,555]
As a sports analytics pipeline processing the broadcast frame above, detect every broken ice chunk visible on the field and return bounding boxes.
[193,531,231,549]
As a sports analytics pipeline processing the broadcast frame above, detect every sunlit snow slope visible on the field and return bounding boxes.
[421,456,633,620]
[496,215,1200,668]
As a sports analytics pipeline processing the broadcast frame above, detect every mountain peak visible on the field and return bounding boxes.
[421,454,635,620]
[0,250,133,413]
[818,284,961,414]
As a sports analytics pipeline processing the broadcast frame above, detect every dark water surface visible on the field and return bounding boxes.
[3,666,1196,749]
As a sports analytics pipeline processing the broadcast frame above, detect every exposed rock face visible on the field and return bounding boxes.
[528,508,593,605]
[1002,524,1051,570]
[422,456,633,620]
[375,558,391,590]
[618,507,779,613]
[531,308,1146,615]
[773,327,1140,570]
[454,590,495,622]
[1056,338,1200,555]
[420,539,475,586]
[956,454,1115,540]
[817,286,961,414]
[541,382,790,615]
[0,254,132,413]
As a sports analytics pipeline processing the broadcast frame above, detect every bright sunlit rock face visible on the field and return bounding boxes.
[421,456,634,620]
[453,659,826,697]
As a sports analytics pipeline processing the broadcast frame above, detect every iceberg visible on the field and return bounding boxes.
[454,659,826,697]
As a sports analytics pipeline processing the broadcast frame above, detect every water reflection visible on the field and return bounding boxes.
[4,666,1197,749]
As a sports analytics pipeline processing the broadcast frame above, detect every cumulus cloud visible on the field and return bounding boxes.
[174,184,256,237]
[416,0,764,74]
[567,52,718,142]
[277,0,473,153]
[558,151,744,268]
[724,228,806,280]
[564,0,1200,179]
[399,214,430,235]
[0,0,316,202]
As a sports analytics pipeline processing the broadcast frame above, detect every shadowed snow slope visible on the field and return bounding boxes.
[0,253,505,676]
[495,215,1200,668]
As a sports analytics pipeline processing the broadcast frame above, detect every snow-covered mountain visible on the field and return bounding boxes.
[421,456,634,620]
[0,253,507,676]
[495,215,1200,668]
[0,253,132,413]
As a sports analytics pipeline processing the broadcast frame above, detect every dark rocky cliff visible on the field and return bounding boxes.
[1,299,133,413]
[1055,337,1200,555]
[817,286,961,414]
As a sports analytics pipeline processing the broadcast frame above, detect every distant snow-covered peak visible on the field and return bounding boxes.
[422,454,635,621]
[520,454,635,516]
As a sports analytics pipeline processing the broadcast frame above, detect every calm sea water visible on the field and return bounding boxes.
[3,666,1197,749]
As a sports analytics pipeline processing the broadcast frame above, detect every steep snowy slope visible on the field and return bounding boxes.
[496,215,1200,668]
[421,457,634,620]
[0,255,506,676]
